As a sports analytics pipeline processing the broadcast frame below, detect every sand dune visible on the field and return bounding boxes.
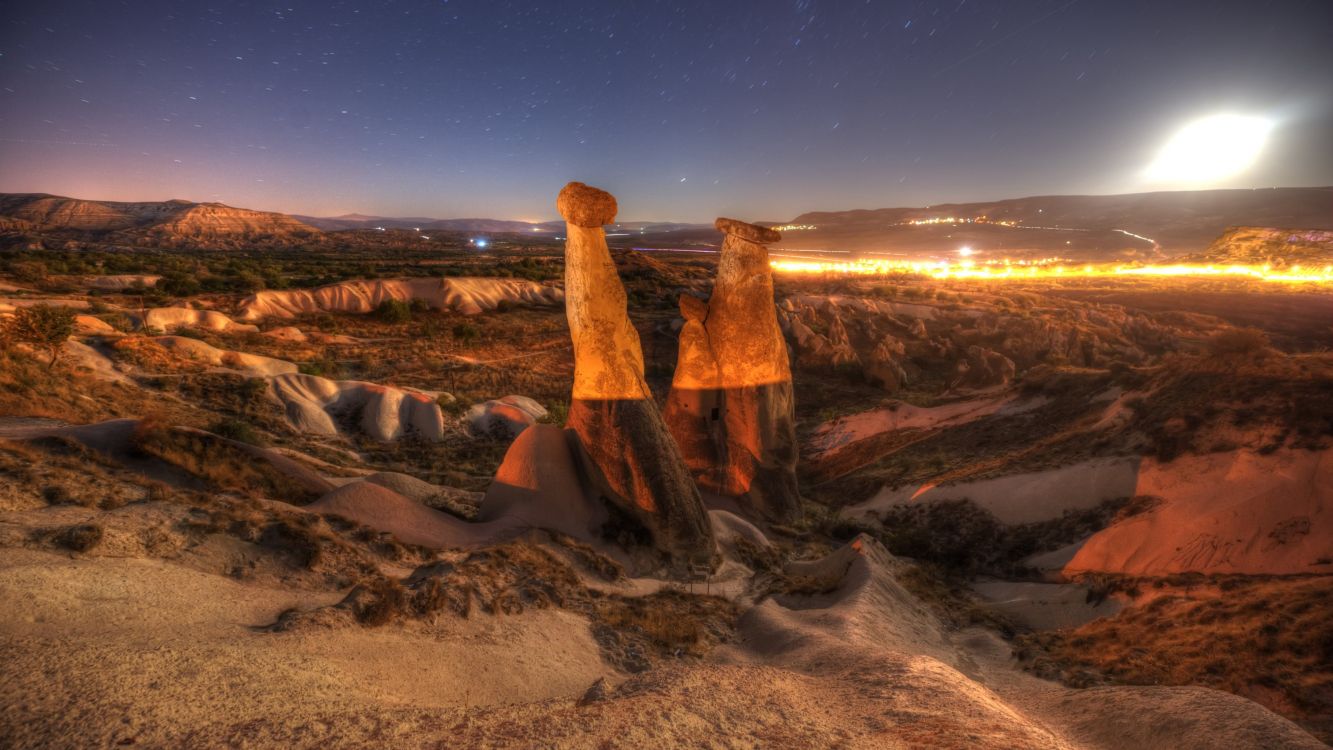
[238,277,563,320]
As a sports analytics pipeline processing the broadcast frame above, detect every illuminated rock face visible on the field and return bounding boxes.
[665,217,802,522]
[558,182,714,569]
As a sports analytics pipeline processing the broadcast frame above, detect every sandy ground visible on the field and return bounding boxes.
[846,456,1141,525]
[1067,448,1333,576]
[1,417,1325,748]
[0,547,608,748]
[971,580,1123,630]
[0,531,1324,749]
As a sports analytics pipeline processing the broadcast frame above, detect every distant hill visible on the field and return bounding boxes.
[0,193,319,246]
[292,213,543,233]
[293,213,711,236]
[778,187,1333,258]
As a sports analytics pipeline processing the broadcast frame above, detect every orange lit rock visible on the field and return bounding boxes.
[665,218,802,522]
[558,182,714,569]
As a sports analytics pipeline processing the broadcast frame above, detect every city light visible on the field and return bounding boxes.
[768,257,1333,285]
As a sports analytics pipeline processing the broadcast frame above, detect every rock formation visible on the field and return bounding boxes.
[238,277,562,321]
[150,335,298,377]
[140,306,258,334]
[268,373,445,442]
[952,345,1017,390]
[664,218,802,522]
[557,181,714,570]
[466,395,547,439]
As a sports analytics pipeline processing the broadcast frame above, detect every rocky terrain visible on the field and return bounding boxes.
[0,183,1330,748]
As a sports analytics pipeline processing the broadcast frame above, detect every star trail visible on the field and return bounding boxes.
[1,0,1330,220]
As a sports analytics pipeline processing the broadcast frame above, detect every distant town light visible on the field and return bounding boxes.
[474,238,489,248]
[958,246,974,257]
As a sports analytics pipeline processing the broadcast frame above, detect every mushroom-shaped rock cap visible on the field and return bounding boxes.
[678,293,708,322]
[558,182,618,227]
[715,217,781,245]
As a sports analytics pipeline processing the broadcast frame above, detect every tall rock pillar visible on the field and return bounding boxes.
[558,182,715,570]
[665,218,802,522]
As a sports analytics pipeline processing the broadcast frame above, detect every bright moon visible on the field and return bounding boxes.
[1144,114,1272,184]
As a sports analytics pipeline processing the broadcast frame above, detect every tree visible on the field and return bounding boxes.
[4,304,76,368]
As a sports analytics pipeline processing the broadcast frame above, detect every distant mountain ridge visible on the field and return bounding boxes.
[4,187,1331,258]
[782,187,1333,255]
[293,212,710,235]
[0,193,318,243]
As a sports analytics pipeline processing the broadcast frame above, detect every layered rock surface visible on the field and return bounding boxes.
[238,277,562,321]
[558,181,714,569]
[665,218,801,522]
[150,336,297,377]
[466,395,547,439]
[268,373,445,442]
[140,306,258,334]
[0,193,318,240]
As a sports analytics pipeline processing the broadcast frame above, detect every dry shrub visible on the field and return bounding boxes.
[344,577,410,626]
[591,589,736,664]
[48,523,104,553]
[550,532,626,582]
[1016,576,1333,743]
[267,540,738,670]
[1206,327,1271,359]
[130,421,318,503]
[730,534,786,575]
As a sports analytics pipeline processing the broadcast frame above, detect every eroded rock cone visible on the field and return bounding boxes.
[664,217,802,522]
[558,182,715,570]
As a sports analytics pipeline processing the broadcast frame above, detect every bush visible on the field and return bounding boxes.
[451,322,480,345]
[376,298,412,324]
[208,417,263,445]
[1206,328,1269,358]
[3,304,76,368]
[51,523,103,552]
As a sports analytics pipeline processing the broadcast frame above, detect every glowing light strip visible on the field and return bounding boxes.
[768,257,1333,285]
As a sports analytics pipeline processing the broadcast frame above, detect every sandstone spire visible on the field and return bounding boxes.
[665,217,802,522]
[557,182,715,570]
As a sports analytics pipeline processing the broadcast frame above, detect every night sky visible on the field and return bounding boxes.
[2,0,1331,221]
